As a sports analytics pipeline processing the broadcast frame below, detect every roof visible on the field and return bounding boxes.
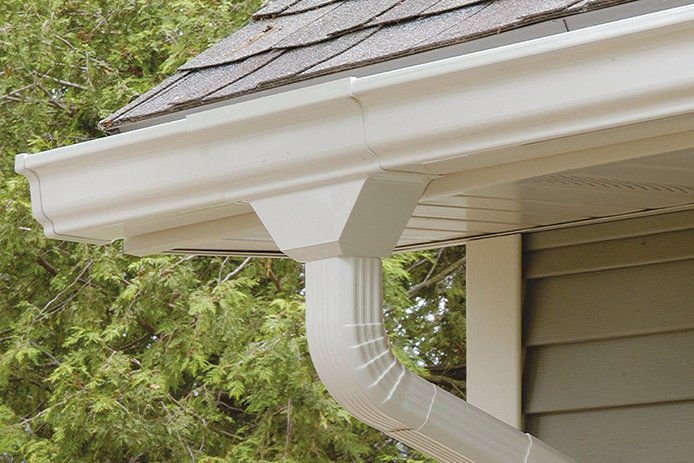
[100,0,638,132]
[19,4,694,256]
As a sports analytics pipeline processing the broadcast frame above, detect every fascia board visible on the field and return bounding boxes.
[16,5,694,245]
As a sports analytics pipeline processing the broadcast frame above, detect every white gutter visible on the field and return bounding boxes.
[305,256,573,463]
[15,4,694,246]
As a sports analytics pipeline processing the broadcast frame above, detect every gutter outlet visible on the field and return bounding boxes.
[251,174,575,462]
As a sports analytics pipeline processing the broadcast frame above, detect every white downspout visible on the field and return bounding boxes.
[250,173,574,463]
[305,257,573,463]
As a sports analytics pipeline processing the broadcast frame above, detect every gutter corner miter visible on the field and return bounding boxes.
[250,173,574,463]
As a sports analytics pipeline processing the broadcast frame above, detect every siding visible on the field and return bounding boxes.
[526,401,694,463]
[522,209,694,463]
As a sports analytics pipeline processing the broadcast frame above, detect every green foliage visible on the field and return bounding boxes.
[0,1,467,461]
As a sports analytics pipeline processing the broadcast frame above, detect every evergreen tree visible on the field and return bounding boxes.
[0,2,466,461]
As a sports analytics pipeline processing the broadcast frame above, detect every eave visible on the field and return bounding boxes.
[16,4,694,257]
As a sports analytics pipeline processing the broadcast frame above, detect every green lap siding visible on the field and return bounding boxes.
[522,210,694,462]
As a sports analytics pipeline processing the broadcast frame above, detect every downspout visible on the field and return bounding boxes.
[250,174,575,463]
[305,257,571,463]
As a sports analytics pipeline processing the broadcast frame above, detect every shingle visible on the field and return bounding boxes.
[433,0,580,42]
[100,72,188,125]
[420,0,488,15]
[179,4,338,71]
[170,51,283,105]
[515,0,584,20]
[282,0,343,14]
[302,4,488,75]
[253,0,302,18]
[204,28,376,102]
[567,0,631,12]
[365,0,487,26]
[117,52,284,122]
[178,20,270,70]
[365,0,441,26]
[276,0,402,47]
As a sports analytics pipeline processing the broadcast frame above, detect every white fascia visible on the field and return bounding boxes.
[15,4,694,245]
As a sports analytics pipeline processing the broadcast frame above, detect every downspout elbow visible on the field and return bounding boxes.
[305,256,574,463]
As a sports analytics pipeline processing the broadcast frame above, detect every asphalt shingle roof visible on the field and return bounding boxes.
[100,0,637,132]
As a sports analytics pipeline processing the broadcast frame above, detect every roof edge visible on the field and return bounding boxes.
[17,4,694,253]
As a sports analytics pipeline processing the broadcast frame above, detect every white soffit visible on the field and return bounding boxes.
[407,149,694,250]
[15,5,694,256]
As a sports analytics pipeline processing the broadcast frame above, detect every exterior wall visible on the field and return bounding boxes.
[522,209,694,462]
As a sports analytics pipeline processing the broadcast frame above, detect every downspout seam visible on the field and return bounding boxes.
[523,433,534,463]
[418,383,438,431]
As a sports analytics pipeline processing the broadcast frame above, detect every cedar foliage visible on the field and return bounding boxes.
[0,1,466,461]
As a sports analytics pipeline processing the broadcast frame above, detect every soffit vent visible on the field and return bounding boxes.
[530,174,694,195]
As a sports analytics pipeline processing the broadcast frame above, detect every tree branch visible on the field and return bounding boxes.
[33,78,68,111]
[118,333,150,351]
[406,257,430,273]
[35,260,92,321]
[264,259,282,292]
[54,33,76,50]
[37,73,88,90]
[0,84,35,101]
[29,340,60,367]
[422,374,466,389]
[36,254,58,275]
[423,248,444,282]
[408,256,465,298]
[218,256,252,287]
[217,256,230,286]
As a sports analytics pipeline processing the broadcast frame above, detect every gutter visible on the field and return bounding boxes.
[15,4,694,247]
[305,256,573,463]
